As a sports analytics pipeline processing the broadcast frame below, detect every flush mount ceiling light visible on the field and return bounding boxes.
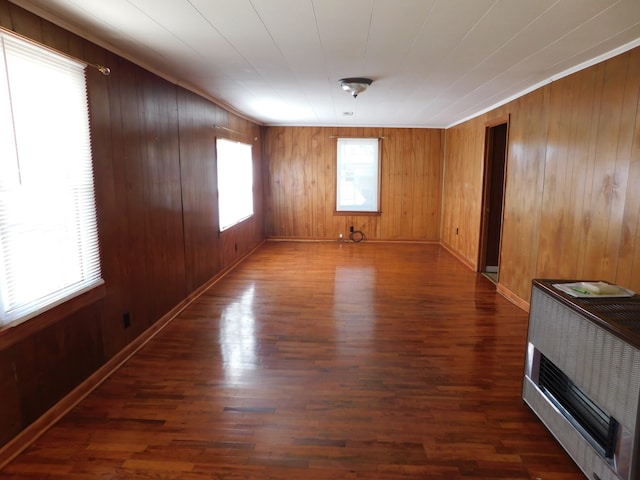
[338,77,372,98]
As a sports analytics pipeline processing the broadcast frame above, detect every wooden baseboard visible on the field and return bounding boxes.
[0,319,164,469]
[436,243,530,312]
[266,236,440,244]
[439,241,477,271]
[0,240,264,470]
[266,237,340,242]
[497,283,530,312]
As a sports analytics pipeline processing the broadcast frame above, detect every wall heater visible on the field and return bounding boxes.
[523,280,640,480]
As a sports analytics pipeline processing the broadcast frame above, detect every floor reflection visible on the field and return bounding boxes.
[219,284,256,384]
[333,266,375,349]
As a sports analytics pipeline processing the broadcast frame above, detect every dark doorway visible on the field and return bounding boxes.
[479,120,508,283]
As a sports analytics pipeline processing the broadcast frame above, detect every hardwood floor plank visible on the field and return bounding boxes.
[0,242,583,479]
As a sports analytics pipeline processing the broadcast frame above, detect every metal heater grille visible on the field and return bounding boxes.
[538,353,619,461]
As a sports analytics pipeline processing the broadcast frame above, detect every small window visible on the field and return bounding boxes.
[336,138,380,213]
[0,32,103,326]
[216,138,253,231]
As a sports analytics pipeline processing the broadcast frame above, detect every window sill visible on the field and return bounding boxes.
[334,211,381,216]
[0,282,106,350]
[219,214,254,233]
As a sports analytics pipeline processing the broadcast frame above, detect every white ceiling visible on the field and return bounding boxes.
[11,0,640,128]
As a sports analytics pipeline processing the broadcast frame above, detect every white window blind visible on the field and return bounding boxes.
[336,138,380,212]
[0,32,103,326]
[216,139,253,231]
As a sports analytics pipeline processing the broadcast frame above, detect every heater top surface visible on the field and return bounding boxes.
[533,279,640,349]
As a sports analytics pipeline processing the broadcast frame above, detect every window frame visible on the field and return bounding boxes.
[335,137,382,215]
[216,137,254,232]
[0,29,104,331]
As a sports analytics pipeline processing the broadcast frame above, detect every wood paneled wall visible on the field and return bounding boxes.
[1,0,638,455]
[440,121,486,265]
[0,1,264,449]
[263,127,443,241]
[442,46,640,304]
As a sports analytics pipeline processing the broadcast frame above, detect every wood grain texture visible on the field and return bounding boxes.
[177,88,222,293]
[497,87,550,305]
[444,46,640,304]
[0,242,582,480]
[0,0,264,452]
[441,120,486,266]
[532,48,640,296]
[263,127,443,241]
[1,0,639,460]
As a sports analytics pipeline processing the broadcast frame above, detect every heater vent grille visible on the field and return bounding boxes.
[525,282,640,480]
[538,354,618,459]
[528,288,640,430]
[581,300,640,331]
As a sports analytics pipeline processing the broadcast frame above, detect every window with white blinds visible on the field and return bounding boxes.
[0,32,103,326]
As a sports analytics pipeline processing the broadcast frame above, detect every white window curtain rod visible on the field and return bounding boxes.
[0,25,111,75]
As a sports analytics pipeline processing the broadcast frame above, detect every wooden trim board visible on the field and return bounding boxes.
[0,240,264,470]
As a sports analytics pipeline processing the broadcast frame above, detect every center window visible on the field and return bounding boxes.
[336,138,380,213]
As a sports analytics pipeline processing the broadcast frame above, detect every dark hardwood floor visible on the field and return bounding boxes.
[0,242,583,479]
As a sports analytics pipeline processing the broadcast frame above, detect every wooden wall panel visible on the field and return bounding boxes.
[90,52,133,359]
[1,0,637,455]
[0,0,264,450]
[440,120,486,266]
[0,348,21,446]
[10,338,39,430]
[109,57,161,350]
[443,46,640,304]
[498,87,549,301]
[263,127,443,241]
[614,51,640,290]
[138,71,187,326]
[531,49,640,296]
[177,89,221,293]
[536,60,606,279]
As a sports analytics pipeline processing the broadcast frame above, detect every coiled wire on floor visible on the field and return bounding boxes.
[349,230,365,242]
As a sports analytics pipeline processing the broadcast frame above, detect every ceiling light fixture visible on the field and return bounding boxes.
[338,77,372,98]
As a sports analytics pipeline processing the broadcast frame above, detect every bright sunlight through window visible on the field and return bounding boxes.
[336,138,380,213]
[216,139,253,231]
[0,32,103,326]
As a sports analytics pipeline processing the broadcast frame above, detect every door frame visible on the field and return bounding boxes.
[478,115,510,276]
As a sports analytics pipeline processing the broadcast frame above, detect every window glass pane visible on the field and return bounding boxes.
[217,139,253,231]
[336,138,379,212]
[0,33,103,326]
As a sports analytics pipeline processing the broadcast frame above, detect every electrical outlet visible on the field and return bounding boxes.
[339,233,343,240]
[123,312,131,328]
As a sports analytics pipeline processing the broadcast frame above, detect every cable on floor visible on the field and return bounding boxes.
[349,230,365,242]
